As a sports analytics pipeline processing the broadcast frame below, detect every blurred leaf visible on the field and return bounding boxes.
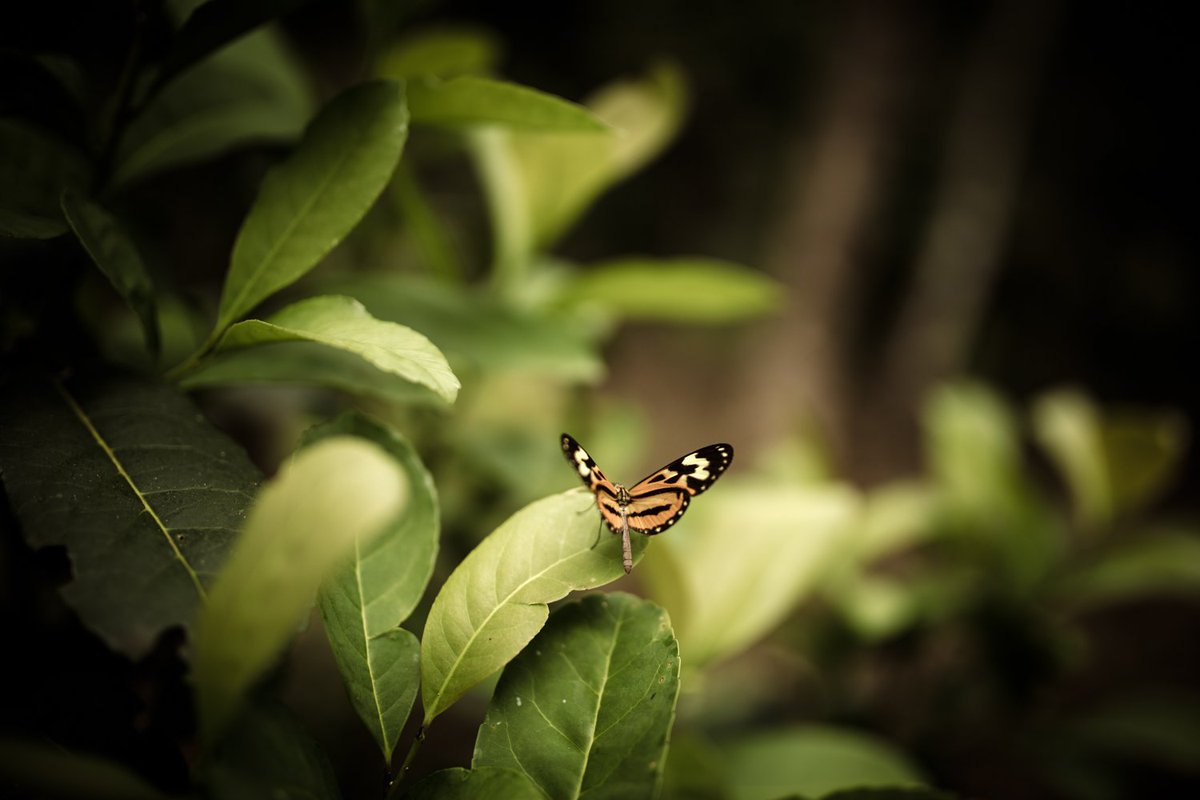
[305,413,439,761]
[0,374,260,657]
[854,482,938,563]
[193,437,407,743]
[640,484,857,667]
[474,593,680,800]
[406,767,544,800]
[0,119,88,238]
[327,273,604,381]
[115,27,312,187]
[199,699,341,800]
[661,733,730,800]
[1057,692,1200,773]
[1033,389,1188,526]
[1054,528,1200,610]
[178,341,446,405]
[213,295,460,403]
[471,63,686,278]
[377,26,501,80]
[0,739,165,800]
[821,790,956,800]
[215,80,408,331]
[61,190,160,355]
[831,575,923,642]
[562,257,783,323]
[408,76,607,130]
[391,164,464,279]
[420,490,641,723]
[924,382,1023,513]
[152,0,311,96]
[724,726,925,800]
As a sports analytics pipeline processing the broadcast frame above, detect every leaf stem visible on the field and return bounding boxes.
[385,725,426,800]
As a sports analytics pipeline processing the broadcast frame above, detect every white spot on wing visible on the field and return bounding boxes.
[682,452,710,480]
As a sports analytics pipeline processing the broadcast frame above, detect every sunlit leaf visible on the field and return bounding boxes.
[306,413,439,760]
[408,76,607,131]
[0,374,260,657]
[215,80,408,330]
[214,295,460,403]
[198,699,342,800]
[725,726,926,800]
[562,257,782,323]
[193,436,407,742]
[474,593,680,800]
[406,767,544,800]
[640,484,857,667]
[61,191,160,355]
[115,27,312,187]
[377,26,501,80]
[420,490,640,723]
[0,119,88,238]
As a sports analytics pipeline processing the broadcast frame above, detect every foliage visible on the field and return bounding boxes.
[1,5,1196,800]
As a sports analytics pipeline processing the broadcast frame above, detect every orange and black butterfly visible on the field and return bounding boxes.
[561,433,733,573]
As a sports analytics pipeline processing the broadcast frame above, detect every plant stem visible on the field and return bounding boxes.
[384,725,426,800]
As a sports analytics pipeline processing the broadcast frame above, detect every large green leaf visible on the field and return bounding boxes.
[406,767,544,800]
[326,274,604,381]
[115,26,312,187]
[193,436,407,742]
[61,191,160,354]
[724,726,925,800]
[377,27,501,80]
[0,374,260,657]
[305,413,439,760]
[0,119,89,238]
[198,699,342,800]
[562,257,783,323]
[213,295,460,403]
[474,593,681,800]
[639,484,857,668]
[408,76,607,130]
[421,490,640,723]
[215,80,409,331]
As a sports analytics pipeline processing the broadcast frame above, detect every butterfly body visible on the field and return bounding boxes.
[561,433,733,573]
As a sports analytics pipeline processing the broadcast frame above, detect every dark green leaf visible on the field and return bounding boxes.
[661,733,731,800]
[724,726,925,800]
[0,119,88,238]
[0,373,260,657]
[1055,528,1200,610]
[214,295,459,403]
[199,699,342,800]
[377,27,501,80]
[0,739,165,800]
[61,190,160,355]
[215,80,408,330]
[421,491,642,723]
[115,27,312,187]
[406,766,544,800]
[821,790,957,800]
[474,593,681,800]
[408,76,607,130]
[306,413,439,760]
[193,436,407,742]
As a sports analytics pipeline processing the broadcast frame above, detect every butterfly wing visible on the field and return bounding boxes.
[625,443,733,535]
[561,433,626,533]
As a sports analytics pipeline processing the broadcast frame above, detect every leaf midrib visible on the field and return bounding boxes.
[571,604,623,799]
[55,379,206,600]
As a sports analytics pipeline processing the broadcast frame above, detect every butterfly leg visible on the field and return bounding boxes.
[590,519,603,549]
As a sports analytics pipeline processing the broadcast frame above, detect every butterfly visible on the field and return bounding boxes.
[561,433,733,573]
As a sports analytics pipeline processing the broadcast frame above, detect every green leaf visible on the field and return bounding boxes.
[178,341,446,405]
[406,767,544,800]
[377,27,501,80]
[661,734,730,800]
[724,726,925,800]
[61,191,160,355]
[193,436,408,743]
[420,490,641,723]
[0,739,166,800]
[0,374,260,657]
[408,76,607,131]
[1054,528,1200,610]
[563,257,783,323]
[198,699,342,800]
[305,413,439,760]
[639,484,857,667]
[924,382,1024,513]
[821,790,956,800]
[213,295,460,403]
[0,119,89,238]
[1032,389,1188,526]
[215,80,409,331]
[474,593,681,800]
[327,274,604,381]
[115,27,312,187]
